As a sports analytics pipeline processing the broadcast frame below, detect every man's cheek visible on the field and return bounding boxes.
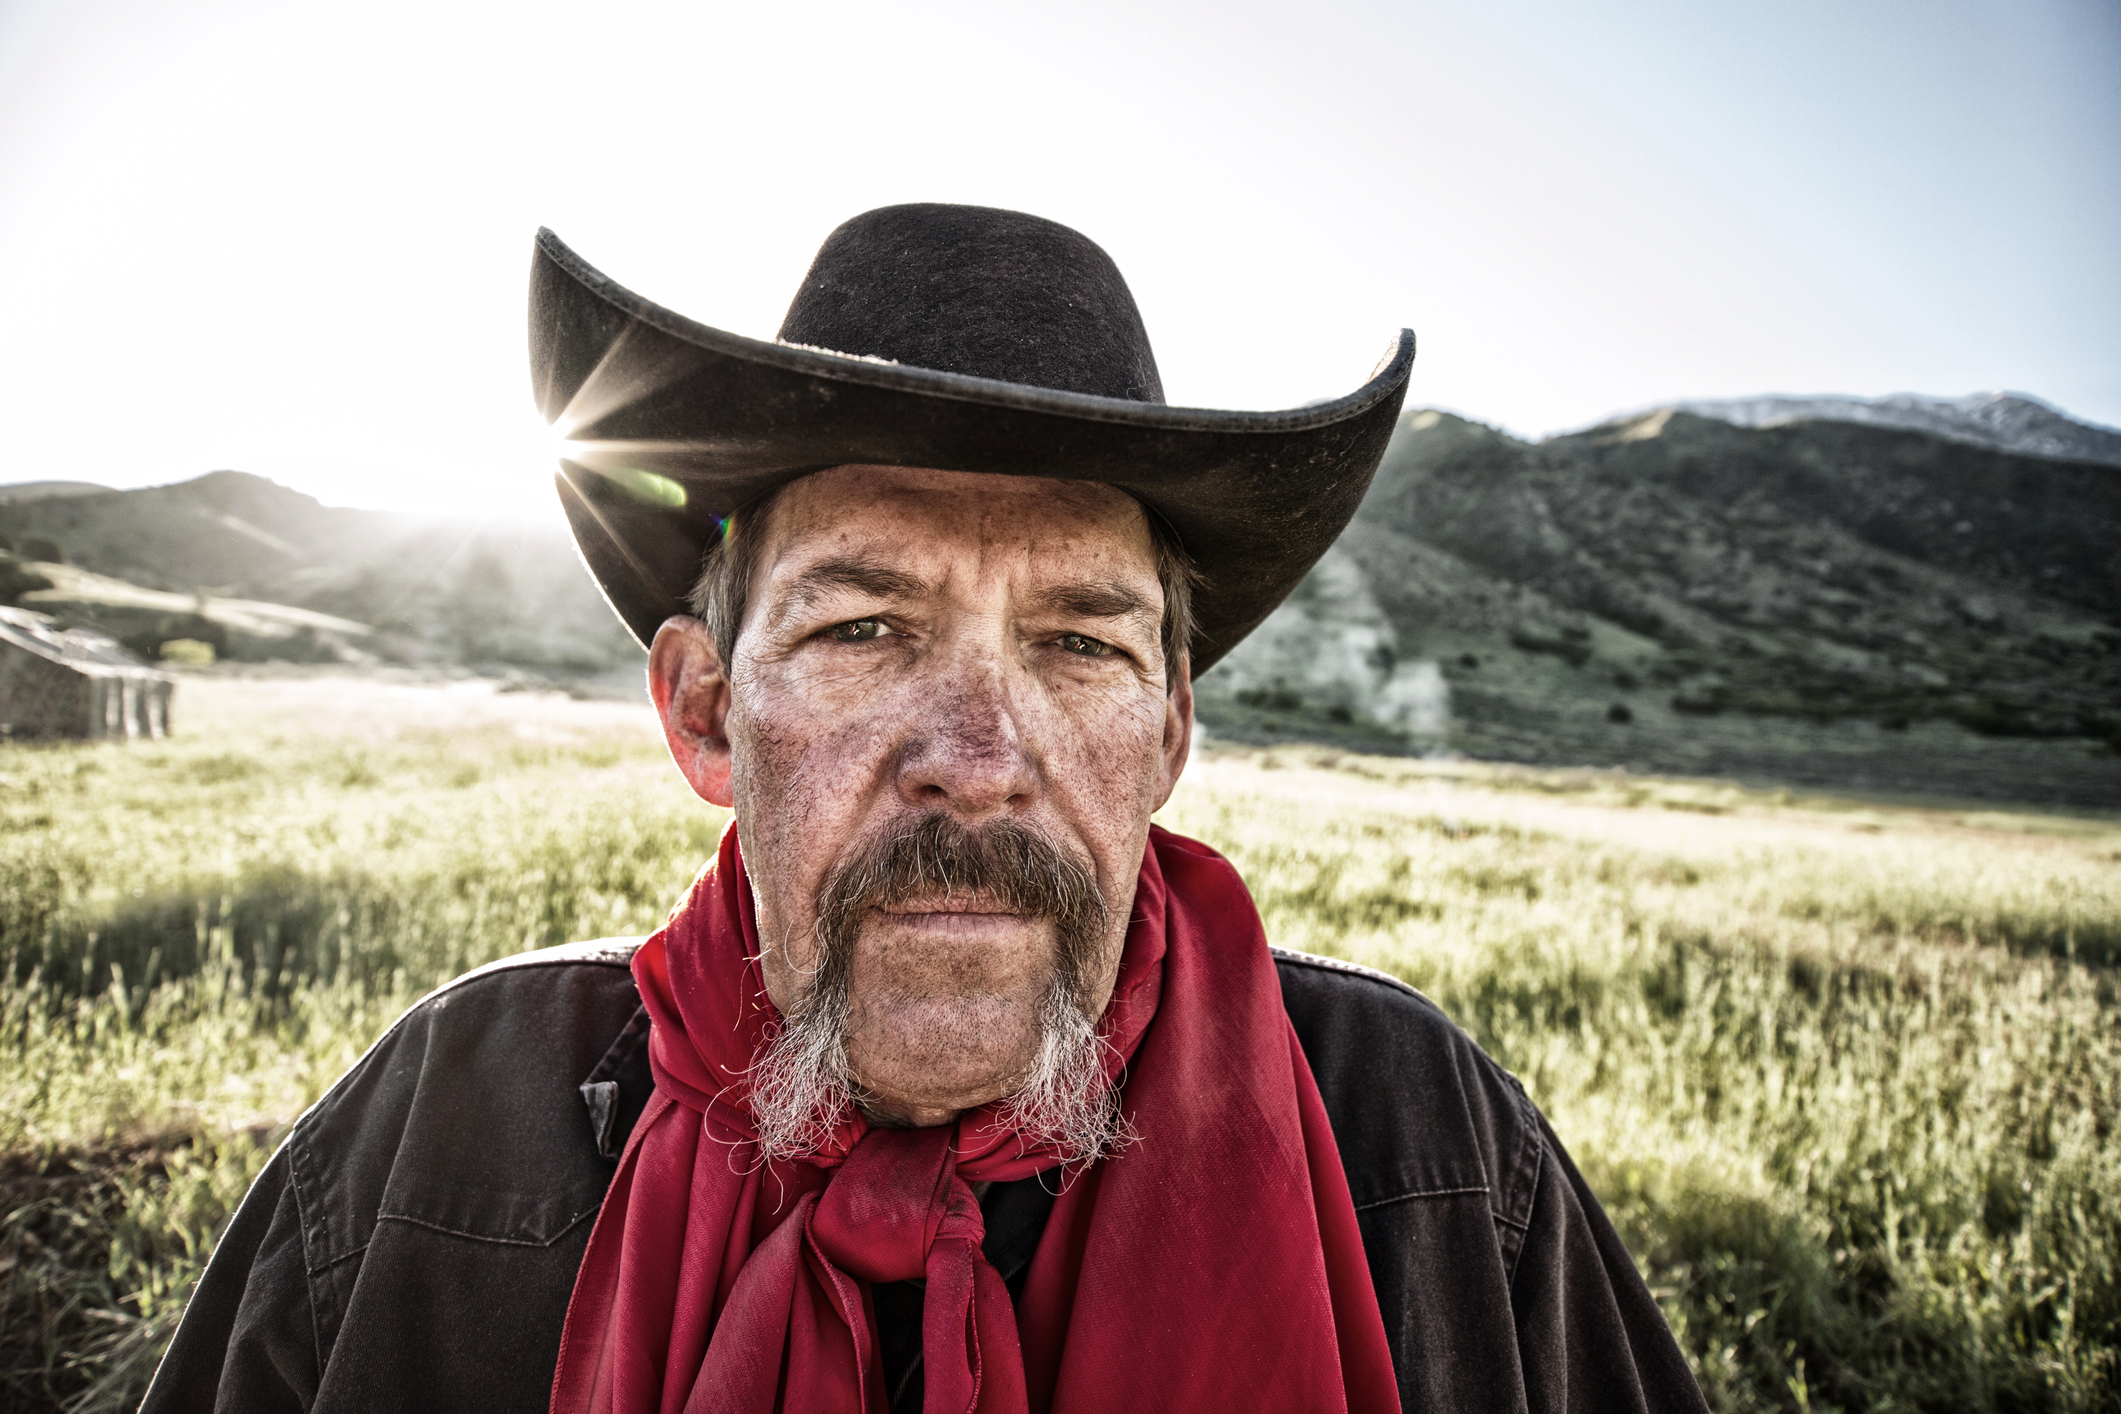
[1035,692,1168,793]
[737,690,891,803]
[731,707,877,931]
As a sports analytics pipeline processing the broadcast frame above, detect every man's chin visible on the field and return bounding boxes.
[843,996,1048,1118]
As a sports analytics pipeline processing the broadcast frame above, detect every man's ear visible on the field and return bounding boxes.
[647,616,734,808]
[1153,658,1195,812]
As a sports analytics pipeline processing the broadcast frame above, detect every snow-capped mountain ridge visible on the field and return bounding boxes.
[1667,392,2121,469]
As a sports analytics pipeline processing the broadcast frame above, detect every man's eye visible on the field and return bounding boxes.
[828,618,890,643]
[1057,633,1116,657]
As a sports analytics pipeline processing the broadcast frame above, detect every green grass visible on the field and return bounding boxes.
[3,677,2117,1411]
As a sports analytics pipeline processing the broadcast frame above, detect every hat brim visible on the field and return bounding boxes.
[530,228,1413,675]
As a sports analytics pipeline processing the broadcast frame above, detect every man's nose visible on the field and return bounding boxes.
[893,658,1039,819]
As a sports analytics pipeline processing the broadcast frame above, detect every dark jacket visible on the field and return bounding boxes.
[141,940,1706,1413]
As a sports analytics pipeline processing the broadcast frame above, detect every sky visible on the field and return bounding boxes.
[0,0,2116,518]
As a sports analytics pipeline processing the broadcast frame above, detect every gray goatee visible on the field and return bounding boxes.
[745,814,1129,1168]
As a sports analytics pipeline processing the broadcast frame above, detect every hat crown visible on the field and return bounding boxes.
[777,204,1165,404]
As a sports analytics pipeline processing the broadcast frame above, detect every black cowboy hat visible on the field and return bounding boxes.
[530,204,1413,674]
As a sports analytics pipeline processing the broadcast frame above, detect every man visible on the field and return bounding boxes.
[145,205,1706,1413]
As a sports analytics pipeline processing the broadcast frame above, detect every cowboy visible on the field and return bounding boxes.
[145,206,1706,1413]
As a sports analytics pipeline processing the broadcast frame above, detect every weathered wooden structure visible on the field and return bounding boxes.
[0,605,173,740]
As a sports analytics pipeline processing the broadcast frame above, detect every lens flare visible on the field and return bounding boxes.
[606,467,687,508]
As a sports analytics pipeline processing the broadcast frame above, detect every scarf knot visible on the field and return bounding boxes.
[807,1126,977,1286]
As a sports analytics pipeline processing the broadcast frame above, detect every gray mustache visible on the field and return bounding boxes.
[813,814,1108,967]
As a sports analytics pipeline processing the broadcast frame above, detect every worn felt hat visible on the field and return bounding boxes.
[530,204,1413,674]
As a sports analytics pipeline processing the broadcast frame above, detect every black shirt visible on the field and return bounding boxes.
[141,940,1707,1413]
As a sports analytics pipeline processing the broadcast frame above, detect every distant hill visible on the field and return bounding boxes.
[18,561,373,660]
[1203,402,2121,808]
[0,481,110,504]
[0,472,639,673]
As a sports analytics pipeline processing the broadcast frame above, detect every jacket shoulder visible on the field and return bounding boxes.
[1272,947,1543,1235]
[286,939,647,1272]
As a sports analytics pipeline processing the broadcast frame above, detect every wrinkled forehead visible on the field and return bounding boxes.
[754,465,1159,586]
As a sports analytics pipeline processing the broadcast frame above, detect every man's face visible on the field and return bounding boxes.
[649,466,1193,1130]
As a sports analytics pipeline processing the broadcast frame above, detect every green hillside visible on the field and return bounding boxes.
[1201,409,2121,808]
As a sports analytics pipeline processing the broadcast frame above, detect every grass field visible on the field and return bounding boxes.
[3,673,2117,1412]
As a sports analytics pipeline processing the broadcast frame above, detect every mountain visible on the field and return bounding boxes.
[1201,405,2121,808]
[1673,392,2121,469]
[0,472,639,673]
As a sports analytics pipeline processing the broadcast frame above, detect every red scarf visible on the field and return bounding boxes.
[550,824,1400,1414]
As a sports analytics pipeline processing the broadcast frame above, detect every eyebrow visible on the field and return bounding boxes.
[1034,581,1154,625]
[773,556,932,621]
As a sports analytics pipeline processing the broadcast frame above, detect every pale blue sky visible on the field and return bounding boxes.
[1,0,2115,516]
